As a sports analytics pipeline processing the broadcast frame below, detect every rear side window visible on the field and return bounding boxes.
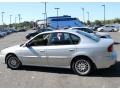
[70,34,80,44]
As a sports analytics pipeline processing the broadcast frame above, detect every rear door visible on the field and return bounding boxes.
[46,32,80,67]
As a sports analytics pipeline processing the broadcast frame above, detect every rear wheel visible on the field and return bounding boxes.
[6,54,21,69]
[72,57,93,76]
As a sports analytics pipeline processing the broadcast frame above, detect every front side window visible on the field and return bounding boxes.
[29,33,50,46]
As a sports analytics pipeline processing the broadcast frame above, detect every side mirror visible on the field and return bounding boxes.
[26,43,31,47]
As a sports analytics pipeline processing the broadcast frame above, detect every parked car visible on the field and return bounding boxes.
[0,31,5,37]
[18,29,27,32]
[97,25,118,32]
[26,31,39,39]
[26,28,53,39]
[0,30,8,36]
[9,29,18,33]
[0,30,9,35]
[0,30,117,76]
[69,27,112,39]
[92,25,104,31]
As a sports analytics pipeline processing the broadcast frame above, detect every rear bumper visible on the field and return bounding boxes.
[94,51,117,69]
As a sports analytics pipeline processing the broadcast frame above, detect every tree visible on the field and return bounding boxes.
[114,18,120,23]
[94,20,102,26]
[86,20,91,26]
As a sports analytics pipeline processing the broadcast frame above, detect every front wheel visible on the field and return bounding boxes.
[6,54,21,69]
[72,57,92,76]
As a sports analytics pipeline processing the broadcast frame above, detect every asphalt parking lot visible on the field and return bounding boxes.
[0,30,120,88]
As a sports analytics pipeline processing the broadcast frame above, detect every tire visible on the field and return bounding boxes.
[6,54,21,69]
[71,57,93,76]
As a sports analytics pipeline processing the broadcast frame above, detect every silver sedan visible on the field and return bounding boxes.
[0,30,117,76]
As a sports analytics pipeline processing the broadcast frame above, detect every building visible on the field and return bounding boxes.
[47,15,85,29]
[37,15,85,29]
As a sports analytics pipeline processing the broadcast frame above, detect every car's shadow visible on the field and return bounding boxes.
[19,66,74,75]
[89,62,120,77]
[18,62,120,77]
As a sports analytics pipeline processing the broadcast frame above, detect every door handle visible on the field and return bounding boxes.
[40,50,45,52]
[69,49,75,51]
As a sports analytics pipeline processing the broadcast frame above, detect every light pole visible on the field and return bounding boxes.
[15,17,17,23]
[42,13,46,28]
[10,15,12,24]
[1,12,5,26]
[18,14,21,23]
[82,8,85,24]
[87,12,89,21]
[54,8,60,29]
[15,17,17,29]
[44,2,47,28]
[10,15,12,28]
[102,4,105,25]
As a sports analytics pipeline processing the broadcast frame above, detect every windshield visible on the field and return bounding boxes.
[77,28,93,33]
[76,31,100,42]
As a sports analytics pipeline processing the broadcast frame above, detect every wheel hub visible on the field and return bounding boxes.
[75,59,90,74]
[11,59,17,66]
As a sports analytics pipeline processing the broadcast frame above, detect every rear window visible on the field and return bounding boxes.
[76,31,100,42]
[72,28,93,33]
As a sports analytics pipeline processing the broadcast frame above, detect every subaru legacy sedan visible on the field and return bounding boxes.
[0,30,117,76]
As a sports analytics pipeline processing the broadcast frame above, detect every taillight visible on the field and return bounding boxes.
[108,44,113,52]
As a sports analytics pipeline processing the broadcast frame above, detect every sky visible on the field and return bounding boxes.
[0,2,120,25]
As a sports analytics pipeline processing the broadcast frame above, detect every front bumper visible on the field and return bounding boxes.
[0,54,5,63]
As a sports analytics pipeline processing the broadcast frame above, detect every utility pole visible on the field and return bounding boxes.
[102,4,105,25]
[55,8,60,29]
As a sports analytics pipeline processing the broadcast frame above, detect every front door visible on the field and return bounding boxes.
[19,33,50,66]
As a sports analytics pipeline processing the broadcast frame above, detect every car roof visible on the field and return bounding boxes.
[37,29,96,38]
[69,27,90,29]
[27,29,82,42]
[39,29,79,34]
